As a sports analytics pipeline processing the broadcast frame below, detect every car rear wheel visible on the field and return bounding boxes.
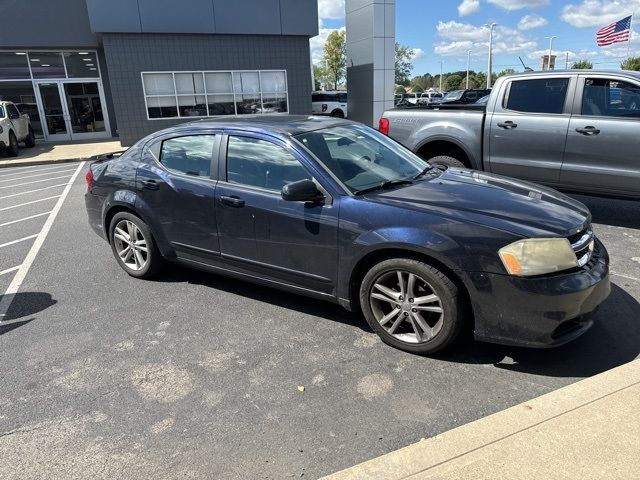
[7,131,19,157]
[359,258,463,354]
[427,155,466,169]
[330,109,345,118]
[109,212,164,279]
[24,127,35,148]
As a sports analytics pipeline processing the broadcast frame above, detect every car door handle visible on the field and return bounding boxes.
[575,126,600,135]
[497,121,518,129]
[220,195,245,208]
[141,179,159,190]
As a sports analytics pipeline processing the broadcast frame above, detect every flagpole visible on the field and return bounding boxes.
[627,13,634,60]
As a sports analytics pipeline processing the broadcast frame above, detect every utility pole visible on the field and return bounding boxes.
[565,52,569,69]
[466,50,471,89]
[486,23,497,88]
[546,35,557,70]
[439,60,443,93]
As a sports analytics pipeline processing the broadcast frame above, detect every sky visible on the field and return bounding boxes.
[312,0,640,76]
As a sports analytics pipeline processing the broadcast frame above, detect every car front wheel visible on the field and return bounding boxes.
[359,258,464,354]
[24,127,36,147]
[109,212,164,278]
[7,131,19,157]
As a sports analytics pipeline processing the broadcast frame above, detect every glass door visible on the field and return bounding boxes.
[36,82,71,141]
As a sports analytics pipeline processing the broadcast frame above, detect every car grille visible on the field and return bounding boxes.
[567,226,595,268]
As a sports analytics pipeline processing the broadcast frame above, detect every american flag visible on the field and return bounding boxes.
[596,15,632,46]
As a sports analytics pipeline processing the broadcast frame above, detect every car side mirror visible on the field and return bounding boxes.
[281,179,324,203]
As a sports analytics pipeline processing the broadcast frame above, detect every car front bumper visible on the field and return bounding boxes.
[467,238,610,348]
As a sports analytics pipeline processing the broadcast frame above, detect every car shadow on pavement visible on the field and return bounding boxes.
[0,292,57,336]
[569,193,640,229]
[155,266,371,332]
[445,283,640,378]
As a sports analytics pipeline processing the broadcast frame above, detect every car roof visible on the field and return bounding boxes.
[160,115,354,137]
[505,69,640,80]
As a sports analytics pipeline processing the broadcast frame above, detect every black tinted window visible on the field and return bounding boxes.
[160,135,215,177]
[582,78,640,118]
[7,104,19,117]
[227,136,310,192]
[312,93,324,102]
[338,93,347,102]
[506,78,569,114]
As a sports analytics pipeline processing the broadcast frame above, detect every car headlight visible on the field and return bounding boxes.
[498,238,578,276]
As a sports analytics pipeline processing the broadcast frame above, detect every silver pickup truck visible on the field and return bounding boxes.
[380,70,640,198]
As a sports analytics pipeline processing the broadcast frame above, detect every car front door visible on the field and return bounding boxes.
[7,104,26,139]
[486,76,574,185]
[135,133,221,262]
[216,133,339,294]
[560,75,640,196]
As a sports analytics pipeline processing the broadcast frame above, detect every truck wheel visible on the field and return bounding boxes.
[7,131,19,157]
[330,109,345,118]
[427,155,466,169]
[24,127,36,148]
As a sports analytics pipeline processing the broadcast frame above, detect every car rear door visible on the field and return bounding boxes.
[135,132,221,262]
[215,132,339,293]
[560,74,640,196]
[486,76,574,185]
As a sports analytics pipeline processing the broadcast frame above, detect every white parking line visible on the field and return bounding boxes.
[0,163,80,178]
[0,162,85,322]
[0,175,74,190]
[0,195,62,212]
[0,234,39,249]
[0,212,52,228]
[0,167,77,183]
[0,266,21,277]
[0,183,69,200]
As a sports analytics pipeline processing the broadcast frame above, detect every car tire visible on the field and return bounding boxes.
[7,131,19,157]
[330,109,345,118]
[24,127,36,148]
[109,212,164,279]
[427,155,466,169]
[359,258,464,354]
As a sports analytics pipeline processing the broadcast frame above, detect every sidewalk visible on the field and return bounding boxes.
[323,359,640,480]
[0,138,124,168]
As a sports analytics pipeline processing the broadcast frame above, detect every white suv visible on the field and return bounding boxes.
[0,101,35,157]
[312,91,347,118]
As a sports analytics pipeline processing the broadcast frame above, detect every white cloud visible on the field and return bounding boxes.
[434,21,538,56]
[487,0,549,10]
[518,14,548,30]
[310,20,345,64]
[318,0,345,20]
[411,48,426,61]
[458,0,480,16]
[561,0,640,28]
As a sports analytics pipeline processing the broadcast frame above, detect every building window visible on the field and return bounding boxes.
[141,70,288,120]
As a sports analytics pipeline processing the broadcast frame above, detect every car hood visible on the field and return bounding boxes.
[366,168,591,238]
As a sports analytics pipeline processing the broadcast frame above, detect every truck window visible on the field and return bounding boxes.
[581,78,640,118]
[505,78,569,114]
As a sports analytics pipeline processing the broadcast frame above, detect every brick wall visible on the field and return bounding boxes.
[102,33,312,146]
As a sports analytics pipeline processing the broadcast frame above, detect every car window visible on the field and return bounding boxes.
[159,135,215,177]
[581,78,640,118]
[505,78,569,114]
[338,93,347,103]
[6,104,19,117]
[226,136,311,192]
[0,106,4,118]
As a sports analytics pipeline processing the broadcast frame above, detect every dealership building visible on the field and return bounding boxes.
[0,0,318,146]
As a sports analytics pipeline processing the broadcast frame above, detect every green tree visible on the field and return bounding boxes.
[312,64,329,90]
[395,43,414,85]
[572,59,593,69]
[497,68,516,77]
[621,56,640,71]
[445,74,463,90]
[395,85,407,94]
[410,75,429,91]
[323,30,346,89]
[472,72,487,89]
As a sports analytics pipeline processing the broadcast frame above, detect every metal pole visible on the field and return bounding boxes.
[547,35,557,70]
[486,23,497,89]
[439,60,443,93]
[565,52,569,69]
[627,13,634,61]
[466,50,471,89]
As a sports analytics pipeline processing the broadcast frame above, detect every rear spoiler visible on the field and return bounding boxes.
[90,150,128,164]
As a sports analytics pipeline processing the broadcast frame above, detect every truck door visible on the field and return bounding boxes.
[561,75,640,197]
[486,76,573,185]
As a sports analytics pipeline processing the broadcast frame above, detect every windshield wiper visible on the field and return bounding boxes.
[412,165,439,180]
[354,178,414,195]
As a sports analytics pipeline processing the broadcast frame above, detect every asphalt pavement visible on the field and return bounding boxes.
[0,162,639,479]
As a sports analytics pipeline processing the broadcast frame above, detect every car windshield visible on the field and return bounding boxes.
[295,124,427,194]
[0,106,4,118]
[443,90,464,101]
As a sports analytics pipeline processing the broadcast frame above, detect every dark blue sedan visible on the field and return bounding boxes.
[85,116,610,354]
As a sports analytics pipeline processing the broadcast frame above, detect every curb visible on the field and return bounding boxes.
[0,157,89,169]
[322,359,640,479]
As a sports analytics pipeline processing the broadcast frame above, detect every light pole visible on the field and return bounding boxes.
[546,35,557,70]
[486,23,497,89]
[439,60,443,93]
[466,50,471,89]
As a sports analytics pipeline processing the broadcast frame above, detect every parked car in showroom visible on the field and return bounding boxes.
[0,101,35,157]
[379,70,640,198]
[312,91,347,118]
[85,116,609,354]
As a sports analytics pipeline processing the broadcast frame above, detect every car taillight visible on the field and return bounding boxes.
[378,117,389,136]
[85,169,94,192]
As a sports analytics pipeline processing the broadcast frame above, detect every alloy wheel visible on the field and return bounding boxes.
[113,219,148,271]
[369,270,444,344]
